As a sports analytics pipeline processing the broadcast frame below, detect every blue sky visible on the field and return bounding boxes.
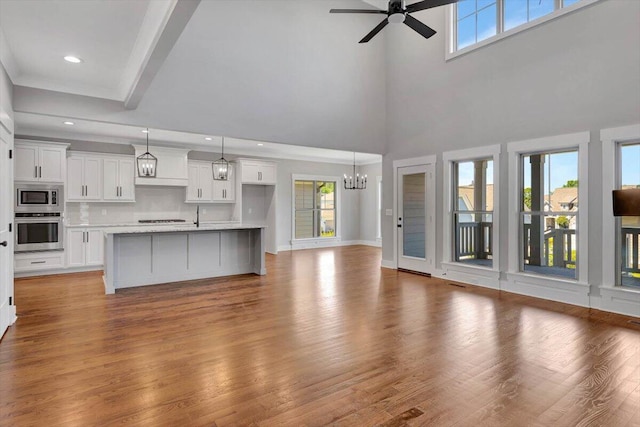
[621,144,640,186]
[457,0,583,50]
[457,143,639,191]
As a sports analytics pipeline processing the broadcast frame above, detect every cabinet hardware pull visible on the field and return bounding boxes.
[31,261,46,264]
[87,232,89,242]
[35,166,38,178]
[39,166,42,178]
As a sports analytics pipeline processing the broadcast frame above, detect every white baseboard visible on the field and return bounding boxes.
[599,286,640,317]
[503,273,590,308]
[278,240,381,252]
[440,262,501,290]
[381,259,396,269]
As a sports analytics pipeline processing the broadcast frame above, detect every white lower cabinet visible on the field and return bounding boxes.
[67,228,104,267]
[14,251,65,272]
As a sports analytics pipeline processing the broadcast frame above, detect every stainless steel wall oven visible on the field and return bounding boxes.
[15,213,64,252]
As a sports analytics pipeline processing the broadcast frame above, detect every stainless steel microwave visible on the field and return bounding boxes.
[15,185,63,213]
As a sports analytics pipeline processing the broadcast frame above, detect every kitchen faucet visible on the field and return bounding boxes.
[194,205,200,228]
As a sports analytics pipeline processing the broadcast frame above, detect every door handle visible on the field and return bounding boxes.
[0,241,7,247]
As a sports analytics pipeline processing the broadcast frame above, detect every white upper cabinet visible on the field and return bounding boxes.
[186,161,215,202]
[238,159,277,185]
[212,164,235,202]
[67,152,135,203]
[103,157,135,202]
[14,141,68,183]
[67,155,101,201]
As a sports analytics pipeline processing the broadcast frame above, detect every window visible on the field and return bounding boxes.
[452,159,494,267]
[520,150,579,279]
[456,0,497,50]
[294,179,336,239]
[618,142,640,287]
[451,0,594,54]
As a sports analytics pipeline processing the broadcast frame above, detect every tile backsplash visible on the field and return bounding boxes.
[65,186,235,224]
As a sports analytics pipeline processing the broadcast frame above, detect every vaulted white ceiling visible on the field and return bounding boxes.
[0,0,401,158]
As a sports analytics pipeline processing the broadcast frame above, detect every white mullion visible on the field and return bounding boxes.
[497,0,504,35]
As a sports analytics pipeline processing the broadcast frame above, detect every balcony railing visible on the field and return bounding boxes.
[622,227,640,275]
[455,221,492,260]
[522,225,576,268]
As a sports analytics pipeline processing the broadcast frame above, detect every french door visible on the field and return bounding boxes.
[397,163,435,274]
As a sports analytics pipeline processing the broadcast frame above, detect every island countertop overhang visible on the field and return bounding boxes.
[102,223,266,235]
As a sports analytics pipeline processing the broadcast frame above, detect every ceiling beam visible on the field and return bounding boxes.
[122,0,201,110]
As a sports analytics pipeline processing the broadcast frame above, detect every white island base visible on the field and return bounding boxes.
[103,225,266,294]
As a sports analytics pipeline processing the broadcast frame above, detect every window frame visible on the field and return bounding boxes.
[442,144,501,282]
[446,0,601,61]
[600,124,640,316]
[291,174,341,243]
[507,132,589,292]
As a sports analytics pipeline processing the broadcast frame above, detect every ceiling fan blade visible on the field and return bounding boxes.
[405,0,458,14]
[403,14,437,39]
[359,18,389,43]
[330,9,388,14]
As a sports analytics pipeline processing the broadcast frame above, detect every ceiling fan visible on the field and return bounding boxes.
[330,0,458,43]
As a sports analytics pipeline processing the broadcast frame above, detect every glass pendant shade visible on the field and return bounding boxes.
[212,136,229,181]
[344,152,367,190]
[137,129,157,177]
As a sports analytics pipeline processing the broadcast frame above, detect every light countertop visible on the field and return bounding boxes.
[103,223,265,235]
[65,221,236,229]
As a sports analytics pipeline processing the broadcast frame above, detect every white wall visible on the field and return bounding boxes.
[358,162,382,243]
[380,0,640,299]
[0,62,12,119]
[13,0,387,154]
[275,158,381,250]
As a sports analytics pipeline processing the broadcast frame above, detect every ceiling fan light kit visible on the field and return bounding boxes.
[330,0,458,43]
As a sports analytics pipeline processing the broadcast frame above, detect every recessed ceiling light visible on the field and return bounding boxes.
[205,137,212,141]
[257,143,264,146]
[64,56,83,64]
[63,121,75,125]
[141,129,149,133]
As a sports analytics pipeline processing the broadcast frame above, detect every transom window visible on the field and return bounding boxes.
[453,0,588,52]
[294,180,336,239]
[520,150,579,279]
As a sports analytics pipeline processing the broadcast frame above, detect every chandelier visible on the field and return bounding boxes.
[344,152,366,190]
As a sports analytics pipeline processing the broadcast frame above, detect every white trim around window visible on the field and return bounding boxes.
[506,131,590,307]
[445,0,601,61]
[600,124,640,317]
[291,174,342,249]
[442,144,501,289]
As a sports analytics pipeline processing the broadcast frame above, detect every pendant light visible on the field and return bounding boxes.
[212,136,229,180]
[137,128,157,177]
[344,152,367,190]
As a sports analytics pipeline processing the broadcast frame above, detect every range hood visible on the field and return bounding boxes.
[132,145,190,186]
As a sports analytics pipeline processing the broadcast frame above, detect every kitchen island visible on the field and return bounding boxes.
[102,224,266,294]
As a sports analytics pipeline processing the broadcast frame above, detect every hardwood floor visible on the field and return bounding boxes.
[1,246,639,426]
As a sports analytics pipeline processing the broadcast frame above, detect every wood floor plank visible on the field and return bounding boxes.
[1,246,639,426]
